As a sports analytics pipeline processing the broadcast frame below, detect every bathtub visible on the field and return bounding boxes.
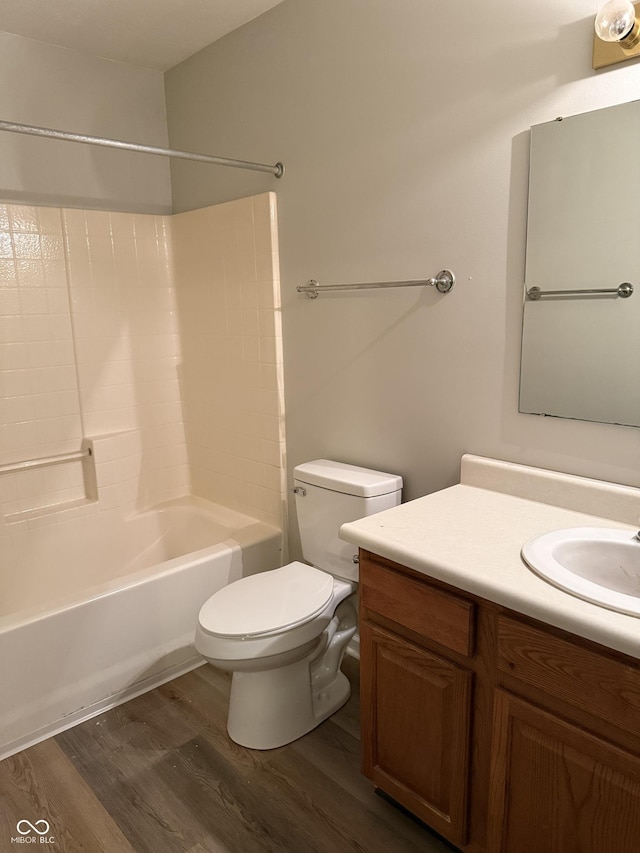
[0,497,282,759]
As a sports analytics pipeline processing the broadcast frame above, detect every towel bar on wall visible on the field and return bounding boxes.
[297,269,455,299]
[0,448,92,476]
[526,283,634,300]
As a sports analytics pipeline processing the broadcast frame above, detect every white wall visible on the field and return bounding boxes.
[0,33,171,213]
[165,0,640,525]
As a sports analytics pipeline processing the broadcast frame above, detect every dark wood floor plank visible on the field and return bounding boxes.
[56,672,293,852]
[0,738,136,852]
[57,711,213,852]
[0,659,454,853]
[158,668,275,774]
[266,734,448,853]
[193,659,447,851]
[290,713,446,851]
[160,736,322,853]
[57,680,198,768]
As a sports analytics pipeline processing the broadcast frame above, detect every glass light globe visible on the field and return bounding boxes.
[595,0,636,42]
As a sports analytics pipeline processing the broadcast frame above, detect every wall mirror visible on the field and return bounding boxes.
[519,100,640,428]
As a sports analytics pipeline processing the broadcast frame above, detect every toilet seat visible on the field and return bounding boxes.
[198,562,335,639]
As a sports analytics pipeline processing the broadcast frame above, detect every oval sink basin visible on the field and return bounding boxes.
[522,527,640,616]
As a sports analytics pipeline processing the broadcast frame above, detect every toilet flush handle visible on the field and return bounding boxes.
[292,486,306,496]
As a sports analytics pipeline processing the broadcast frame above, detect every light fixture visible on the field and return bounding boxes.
[593,0,640,68]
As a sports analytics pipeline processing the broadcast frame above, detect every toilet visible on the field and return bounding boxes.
[195,459,402,749]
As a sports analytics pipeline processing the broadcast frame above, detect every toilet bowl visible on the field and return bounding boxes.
[195,460,402,749]
[197,563,357,748]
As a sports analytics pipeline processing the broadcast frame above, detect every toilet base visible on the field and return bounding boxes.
[221,597,358,750]
[227,658,351,749]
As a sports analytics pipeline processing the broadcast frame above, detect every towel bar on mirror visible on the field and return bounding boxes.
[526,283,634,300]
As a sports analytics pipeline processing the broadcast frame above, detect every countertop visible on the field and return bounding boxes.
[340,455,640,660]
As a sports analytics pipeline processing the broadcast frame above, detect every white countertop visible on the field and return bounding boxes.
[340,455,640,660]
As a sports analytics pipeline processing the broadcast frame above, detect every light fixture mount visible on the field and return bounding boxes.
[593,0,640,69]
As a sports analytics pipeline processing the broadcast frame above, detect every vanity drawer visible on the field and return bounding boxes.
[497,616,640,732]
[360,555,475,658]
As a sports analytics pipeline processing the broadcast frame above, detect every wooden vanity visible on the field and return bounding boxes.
[359,549,640,853]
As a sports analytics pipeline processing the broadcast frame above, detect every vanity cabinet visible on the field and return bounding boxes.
[488,690,640,853]
[359,550,640,853]
[360,555,475,846]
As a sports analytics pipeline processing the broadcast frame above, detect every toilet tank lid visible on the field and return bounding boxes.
[294,459,402,497]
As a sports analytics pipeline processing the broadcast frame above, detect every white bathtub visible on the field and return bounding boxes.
[0,497,282,759]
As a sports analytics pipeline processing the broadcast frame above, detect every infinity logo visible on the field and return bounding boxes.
[16,820,50,836]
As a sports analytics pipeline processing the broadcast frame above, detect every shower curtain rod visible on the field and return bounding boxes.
[0,119,284,178]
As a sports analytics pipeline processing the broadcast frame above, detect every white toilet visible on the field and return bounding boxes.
[195,459,402,749]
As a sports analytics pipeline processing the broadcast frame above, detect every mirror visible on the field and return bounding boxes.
[519,100,640,428]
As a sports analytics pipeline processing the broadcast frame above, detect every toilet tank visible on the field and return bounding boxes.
[294,460,402,582]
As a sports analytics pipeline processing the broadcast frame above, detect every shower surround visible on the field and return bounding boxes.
[0,191,285,531]
[0,192,286,753]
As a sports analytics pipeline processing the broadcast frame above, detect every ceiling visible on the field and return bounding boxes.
[0,0,285,71]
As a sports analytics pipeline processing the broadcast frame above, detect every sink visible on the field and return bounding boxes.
[522,527,640,616]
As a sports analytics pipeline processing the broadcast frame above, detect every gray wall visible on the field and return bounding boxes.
[0,33,171,213]
[165,0,640,532]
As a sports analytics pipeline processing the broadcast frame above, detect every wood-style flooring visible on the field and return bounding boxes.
[0,658,452,852]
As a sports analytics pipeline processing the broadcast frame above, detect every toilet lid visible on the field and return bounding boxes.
[198,562,335,638]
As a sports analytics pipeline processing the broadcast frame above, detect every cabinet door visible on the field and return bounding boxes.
[488,690,640,853]
[361,622,472,846]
